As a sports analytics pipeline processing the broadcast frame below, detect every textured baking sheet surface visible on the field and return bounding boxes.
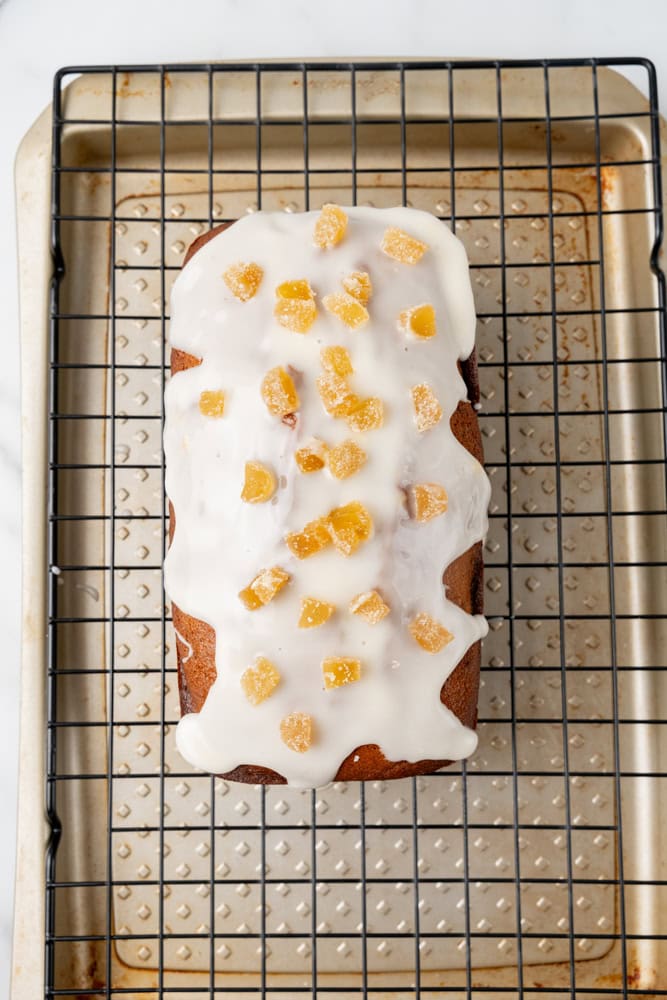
[22,63,667,996]
[106,184,615,977]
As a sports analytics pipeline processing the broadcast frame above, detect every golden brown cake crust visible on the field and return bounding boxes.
[169,222,484,784]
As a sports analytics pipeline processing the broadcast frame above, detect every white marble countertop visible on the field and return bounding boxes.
[2,0,666,992]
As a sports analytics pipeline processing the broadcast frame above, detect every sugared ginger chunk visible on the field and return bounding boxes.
[411,383,443,432]
[400,303,437,339]
[322,657,361,690]
[241,461,276,503]
[280,712,314,753]
[326,501,373,555]
[349,590,390,624]
[346,397,384,432]
[410,482,448,522]
[274,279,317,333]
[239,566,290,610]
[314,203,348,249]
[321,345,353,377]
[409,613,454,653]
[382,226,428,264]
[327,439,366,480]
[223,261,263,301]
[199,390,225,418]
[287,502,372,559]
[240,657,281,705]
[317,372,360,417]
[277,279,313,299]
[342,271,372,305]
[299,596,336,629]
[285,517,331,559]
[261,366,300,417]
[323,292,369,330]
[295,439,328,473]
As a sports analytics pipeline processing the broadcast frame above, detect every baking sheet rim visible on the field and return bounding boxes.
[11,62,667,999]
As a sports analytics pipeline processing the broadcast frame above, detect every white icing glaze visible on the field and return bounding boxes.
[164,206,490,788]
[174,628,194,664]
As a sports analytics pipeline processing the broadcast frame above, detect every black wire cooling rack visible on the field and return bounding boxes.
[44,59,667,998]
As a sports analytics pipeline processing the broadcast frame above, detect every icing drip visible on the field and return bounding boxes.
[164,206,490,787]
[173,628,193,664]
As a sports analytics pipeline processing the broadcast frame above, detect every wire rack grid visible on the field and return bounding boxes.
[44,59,667,998]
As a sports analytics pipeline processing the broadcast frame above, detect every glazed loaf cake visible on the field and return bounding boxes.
[164,205,490,787]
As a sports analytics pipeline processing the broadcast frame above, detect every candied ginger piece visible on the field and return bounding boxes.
[199,390,225,418]
[346,397,384,432]
[342,270,372,305]
[317,372,360,417]
[285,517,331,559]
[411,383,443,432]
[275,298,318,334]
[280,712,314,753]
[322,657,361,690]
[223,261,263,301]
[409,482,448,522]
[313,203,348,248]
[326,501,373,556]
[323,292,369,330]
[349,590,390,624]
[381,226,428,264]
[327,439,366,480]
[241,461,276,503]
[239,566,290,610]
[399,303,437,339]
[299,596,336,629]
[409,613,453,653]
[240,656,281,705]
[295,439,328,473]
[238,586,262,610]
[275,279,317,333]
[253,566,290,602]
[261,366,300,417]
[277,279,314,300]
[321,345,353,377]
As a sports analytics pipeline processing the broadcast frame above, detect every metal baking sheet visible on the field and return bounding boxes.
[13,62,667,998]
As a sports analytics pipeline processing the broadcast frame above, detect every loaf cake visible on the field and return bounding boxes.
[164,205,490,788]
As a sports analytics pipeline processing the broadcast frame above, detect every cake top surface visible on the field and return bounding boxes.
[164,205,490,787]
